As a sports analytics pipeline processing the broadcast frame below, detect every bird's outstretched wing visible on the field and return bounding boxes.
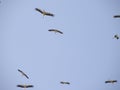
[105,81,110,83]
[26,85,34,88]
[35,8,43,14]
[45,12,54,16]
[17,85,24,88]
[48,29,63,34]
[18,69,29,79]
[113,15,120,18]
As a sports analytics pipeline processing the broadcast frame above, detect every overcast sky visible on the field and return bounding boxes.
[0,0,120,90]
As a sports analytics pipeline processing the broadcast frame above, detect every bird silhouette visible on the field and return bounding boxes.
[48,29,63,34]
[113,15,120,18]
[35,8,54,17]
[17,84,34,88]
[18,69,29,79]
[113,34,119,40]
[105,80,117,84]
[60,81,70,85]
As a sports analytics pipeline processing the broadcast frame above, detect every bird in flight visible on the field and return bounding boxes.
[35,8,54,17]
[18,69,29,79]
[17,84,34,88]
[113,15,120,18]
[113,34,119,40]
[105,80,117,84]
[60,81,70,85]
[48,29,63,34]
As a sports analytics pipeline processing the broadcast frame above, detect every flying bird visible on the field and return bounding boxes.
[48,29,63,34]
[113,34,119,40]
[113,15,120,18]
[60,81,70,85]
[105,80,117,84]
[18,69,29,79]
[35,8,54,17]
[17,84,34,88]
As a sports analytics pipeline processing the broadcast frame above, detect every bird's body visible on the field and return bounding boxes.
[113,15,120,18]
[35,8,54,17]
[114,34,119,40]
[105,80,117,84]
[60,81,70,85]
[17,84,34,88]
[48,29,63,34]
[18,69,29,79]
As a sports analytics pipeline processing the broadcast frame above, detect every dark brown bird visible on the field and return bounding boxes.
[35,8,54,17]
[48,29,63,34]
[113,15,120,18]
[60,81,70,85]
[17,84,34,88]
[105,80,117,84]
[18,69,29,79]
[114,34,119,40]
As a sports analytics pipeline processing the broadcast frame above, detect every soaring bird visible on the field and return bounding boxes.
[17,84,34,88]
[113,15,120,18]
[35,8,54,17]
[105,80,117,84]
[18,69,29,79]
[60,81,70,85]
[48,29,63,34]
[114,34,119,40]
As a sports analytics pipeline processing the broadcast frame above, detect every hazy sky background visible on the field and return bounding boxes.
[0,0,120,90]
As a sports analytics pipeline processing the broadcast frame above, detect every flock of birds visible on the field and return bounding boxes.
[15,8,120,89]
[34,7,120,38]
[113,15,120,40]
[35,8,63,34]
[17,69,70,89]
[16,7,65,90]
[17,68,117,89]
[0,0,119,90]
[106,14,120,83]
[17,69,33,89]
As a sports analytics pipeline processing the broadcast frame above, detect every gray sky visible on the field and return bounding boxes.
[0,0,120,90]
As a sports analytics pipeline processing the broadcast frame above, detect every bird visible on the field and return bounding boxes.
[18,69,29,79]
[48,29,63,34]
[60,81,70,85]
[113,15,120,18]
[17,84,34,88]
[113,34,119,40]
[105,80,117,84]
[35,8,54,17]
